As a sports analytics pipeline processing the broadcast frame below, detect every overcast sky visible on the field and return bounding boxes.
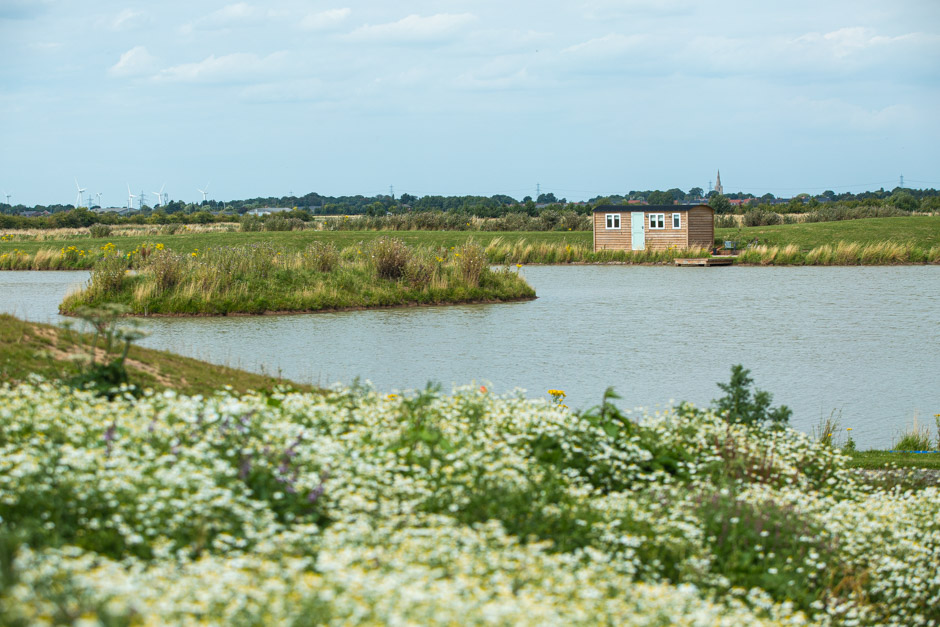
[2,0,938,207]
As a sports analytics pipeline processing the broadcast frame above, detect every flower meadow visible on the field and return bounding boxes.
[0,382,937,626]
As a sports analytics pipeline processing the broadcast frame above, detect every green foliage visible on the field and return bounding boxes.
[303,241,339,272]
[743,209,783,227]
[63,304,147,398]
[239,215,264,231]
[697,491,839,611]
[454,241,486,286]
[88,251,129,296]
[713,365,791,428]
[893,418,933,451]
[709,195,732,214]
[370,236,412,280]
[88,223,112,238]
[813,410,842,447]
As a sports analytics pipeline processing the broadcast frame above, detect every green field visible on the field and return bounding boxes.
[716,215,940,249]
[3,215,939,261]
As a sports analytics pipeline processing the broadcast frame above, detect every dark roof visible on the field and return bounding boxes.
[593,204,713,213]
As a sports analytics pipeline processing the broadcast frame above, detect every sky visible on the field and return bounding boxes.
[2,0,939,207]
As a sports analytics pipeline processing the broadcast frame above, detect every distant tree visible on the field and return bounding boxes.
[709,195,732,214]
[666,188,685,202]
[821,190,835,200]
[647,190,673,205]
[522,196,532,203]
[399,193,417,205]
[687,187,704,199]
[761,193,776,201]
[536,192,557,204]
[888,190,918,212]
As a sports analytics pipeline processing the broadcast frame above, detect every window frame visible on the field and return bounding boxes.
[605,213,621,229]
[648,213,665,230]
[672,213,681,229]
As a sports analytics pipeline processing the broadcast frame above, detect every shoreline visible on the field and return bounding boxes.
[58,294,539,318]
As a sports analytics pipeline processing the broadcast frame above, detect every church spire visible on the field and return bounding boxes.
[714,169,723,195]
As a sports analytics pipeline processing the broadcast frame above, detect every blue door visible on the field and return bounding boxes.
[631,212,645,250]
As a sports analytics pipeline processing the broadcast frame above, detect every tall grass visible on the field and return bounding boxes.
[736,241,939,265]
[60,240,535,316]
[892,414,935,451]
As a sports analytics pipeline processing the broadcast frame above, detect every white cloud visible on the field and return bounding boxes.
[454,65,535,91]
[110,8,147,31]
[154,52,288,83]
[562,33,648,57]
[180,2,266,34]
[108,46,158,78]
[346,13,477,44]
[300,8,350,31]
[580,0,692,20]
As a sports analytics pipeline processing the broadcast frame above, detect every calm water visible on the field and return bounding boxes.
[2,267,938,449]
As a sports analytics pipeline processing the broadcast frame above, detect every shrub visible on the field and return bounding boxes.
[88,253,128,296]
[88,224,111,238]
[714,214,737,229]
[455,242,486,286]
[697,490,839,611]
[404,256,435,289]
[370,237,412,280]
[713,365,791,428]
[304,242,339,273]
[239,216,263,232]
[287,218,306,231]
[63,304,147,398]
[147,250,185,292]
[742,209,782,227]
[893,416,933,451]
[263,215,291,231]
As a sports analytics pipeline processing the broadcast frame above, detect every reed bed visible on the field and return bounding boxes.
[736,240,940,265]
[6,237,940,271]
[0,223,239,242]
[60,239,535,316]
[483,237,711,264]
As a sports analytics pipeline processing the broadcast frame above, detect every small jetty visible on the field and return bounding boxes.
[675,257,735,267]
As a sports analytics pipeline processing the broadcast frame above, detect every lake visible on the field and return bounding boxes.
[2,266,938,449]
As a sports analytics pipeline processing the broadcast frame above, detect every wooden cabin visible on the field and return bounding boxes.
[593,204,715,252]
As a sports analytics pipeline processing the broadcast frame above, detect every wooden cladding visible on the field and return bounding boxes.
[593,205,715,252]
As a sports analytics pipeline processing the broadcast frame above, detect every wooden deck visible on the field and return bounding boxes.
[674,257,735,267]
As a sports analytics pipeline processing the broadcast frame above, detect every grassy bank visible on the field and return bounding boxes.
[1,382,937,625]
[0,313,306,396]
[59,239,535,316]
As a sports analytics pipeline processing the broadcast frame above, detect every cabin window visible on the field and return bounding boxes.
[605,213,621,229]
[648,213,665,229]
[672,213,681,229]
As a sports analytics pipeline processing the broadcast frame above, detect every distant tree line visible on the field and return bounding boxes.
[1,186,937,231]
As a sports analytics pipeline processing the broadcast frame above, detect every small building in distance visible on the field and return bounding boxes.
[593,204,715,252]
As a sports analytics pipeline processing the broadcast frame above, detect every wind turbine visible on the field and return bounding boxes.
[197,183,209,203]
[74,178,86,208]
[127,184,137,210]
[95,192,102,208]
[3,191,11,206]
[152,183,165,207]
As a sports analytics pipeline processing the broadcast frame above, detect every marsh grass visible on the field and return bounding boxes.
[61,240,535,315]
[892,414,935,451]
[813,410,842,447]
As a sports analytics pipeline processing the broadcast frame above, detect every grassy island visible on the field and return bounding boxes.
[59,238,535,316]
